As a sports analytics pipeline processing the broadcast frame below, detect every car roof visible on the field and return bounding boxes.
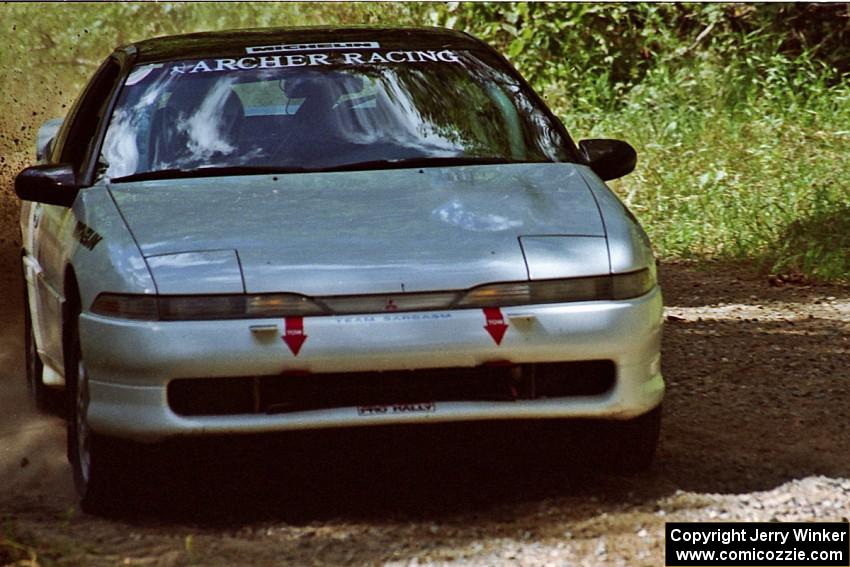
[121,26,488,64]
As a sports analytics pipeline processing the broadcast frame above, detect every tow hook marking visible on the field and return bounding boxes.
[483,307,509,345]
[282,317,307,356]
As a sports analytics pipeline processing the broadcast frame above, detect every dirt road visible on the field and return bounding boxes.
[1,246,849,566]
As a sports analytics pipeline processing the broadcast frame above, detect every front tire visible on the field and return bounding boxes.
[568,405,662,475]
[66,311,127,514]
[592,405,662,474]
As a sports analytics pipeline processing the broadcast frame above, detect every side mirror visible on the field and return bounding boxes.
[15,164,81,208]
[578,139,637,181]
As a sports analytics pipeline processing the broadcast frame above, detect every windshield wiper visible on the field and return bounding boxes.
[110,165,310,183]
[110,157,555,183]
[316,156,553,173]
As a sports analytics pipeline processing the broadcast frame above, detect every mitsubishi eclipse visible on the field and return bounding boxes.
[16,26,664,511]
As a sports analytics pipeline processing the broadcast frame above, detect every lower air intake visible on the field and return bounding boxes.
[167,360,616,417]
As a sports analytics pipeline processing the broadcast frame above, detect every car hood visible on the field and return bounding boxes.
[108,163,608,295]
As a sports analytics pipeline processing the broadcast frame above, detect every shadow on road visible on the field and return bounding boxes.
[112,422,622,526]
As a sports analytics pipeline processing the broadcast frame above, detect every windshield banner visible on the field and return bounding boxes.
[170,50,462,74]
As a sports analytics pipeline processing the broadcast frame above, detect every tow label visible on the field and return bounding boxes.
[282,317,307,356]
[483,307,509,345]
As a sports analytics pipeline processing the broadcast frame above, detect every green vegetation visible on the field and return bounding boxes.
[440,3,850,281]
[2,3,848,280]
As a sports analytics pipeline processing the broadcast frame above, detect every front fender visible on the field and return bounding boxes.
[578,169,655,274]
[68,184,157,314]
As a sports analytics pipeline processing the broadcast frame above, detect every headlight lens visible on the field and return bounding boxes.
[611,264,657,300]
[88,293,158,320]
[90,267,656,321]
[91,293,325,320]
[457,267,655,308]
[458,277,605,307]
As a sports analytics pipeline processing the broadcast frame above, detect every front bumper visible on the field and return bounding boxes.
[80,288,664,442]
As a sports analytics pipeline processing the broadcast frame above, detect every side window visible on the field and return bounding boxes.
[53,58,121,174]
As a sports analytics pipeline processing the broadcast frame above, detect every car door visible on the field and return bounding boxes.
[30,57,123,376]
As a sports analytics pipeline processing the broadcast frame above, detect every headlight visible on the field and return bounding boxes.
[90,267,656,320]
[91,293,325,320]
[457,267,655,308]
[88,294,158,320]
[611,264,657,300]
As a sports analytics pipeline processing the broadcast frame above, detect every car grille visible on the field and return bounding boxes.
[167,360,616,417]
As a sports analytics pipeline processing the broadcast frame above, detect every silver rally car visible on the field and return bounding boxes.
[17,27,663,510]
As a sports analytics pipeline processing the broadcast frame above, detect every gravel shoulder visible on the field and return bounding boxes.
[1,249,849,566]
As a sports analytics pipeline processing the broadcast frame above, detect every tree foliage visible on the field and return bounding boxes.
[433,3,850,115]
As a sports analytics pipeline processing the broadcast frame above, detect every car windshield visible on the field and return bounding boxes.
[101,47,575,180]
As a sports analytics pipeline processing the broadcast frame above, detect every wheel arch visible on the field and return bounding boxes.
[62,265,82,369]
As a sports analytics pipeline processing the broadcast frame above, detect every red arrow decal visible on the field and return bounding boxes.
[282,317,308,356]
[483,307,509,345]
